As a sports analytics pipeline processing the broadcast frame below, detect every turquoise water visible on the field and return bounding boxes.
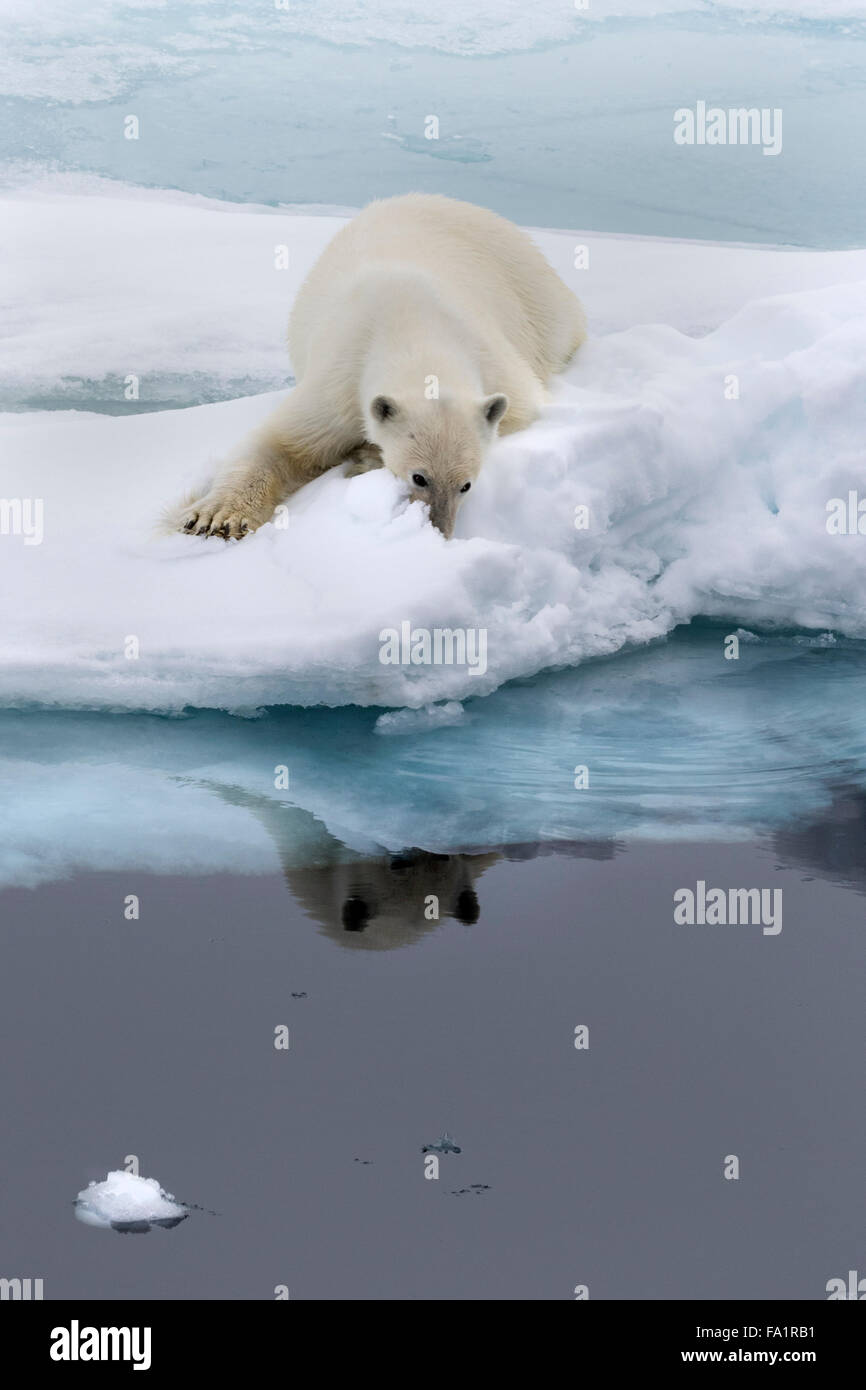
[3,12,865,244]
[2,625,864,887]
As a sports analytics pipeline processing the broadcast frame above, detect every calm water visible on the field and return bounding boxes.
[1,627,865,889]
[2,12,865,244]
[1,832,863,1300]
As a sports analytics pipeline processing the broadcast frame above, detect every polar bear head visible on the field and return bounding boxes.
[366,391,508,538]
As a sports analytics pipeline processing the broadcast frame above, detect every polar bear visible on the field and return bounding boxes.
[178,193,586,540]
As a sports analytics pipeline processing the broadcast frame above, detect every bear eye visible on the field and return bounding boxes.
[412,473,428,488]
[460,481,471,493]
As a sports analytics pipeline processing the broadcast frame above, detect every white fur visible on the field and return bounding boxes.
[173,194,586,540]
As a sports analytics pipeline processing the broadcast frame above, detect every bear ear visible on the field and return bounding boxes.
[482,393,508,428]
[371,395,400,423]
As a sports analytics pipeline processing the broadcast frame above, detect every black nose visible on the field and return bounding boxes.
[453,888,480,925]
[341,896,371,931]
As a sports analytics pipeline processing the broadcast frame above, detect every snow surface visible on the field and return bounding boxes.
[5,178,866,409]
[74,1170,187,1230]
[2,188,866,714]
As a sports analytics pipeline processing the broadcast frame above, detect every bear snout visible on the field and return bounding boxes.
[425,489,459,539]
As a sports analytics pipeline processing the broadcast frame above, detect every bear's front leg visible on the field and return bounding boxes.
[176,383,359,540]
[344,442,383,477]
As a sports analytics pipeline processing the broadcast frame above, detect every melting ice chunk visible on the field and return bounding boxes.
[422,1132,462,1155]
[374,702,467,736]
[74,1170,188,1234]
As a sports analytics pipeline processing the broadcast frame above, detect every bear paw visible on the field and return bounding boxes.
[179,495,259,541]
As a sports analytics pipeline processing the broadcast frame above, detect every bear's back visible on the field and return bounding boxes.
[289,195,585,383]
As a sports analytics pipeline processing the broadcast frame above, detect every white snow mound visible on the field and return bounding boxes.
[74,1170,187,1229]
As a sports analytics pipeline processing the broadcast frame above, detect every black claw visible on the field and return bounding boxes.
[196,526,209,535]
[183,519,196,532]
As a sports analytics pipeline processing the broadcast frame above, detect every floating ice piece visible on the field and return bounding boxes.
[74,1170,188,1234]
[374,703,467,736]
[422,1132,462,1155]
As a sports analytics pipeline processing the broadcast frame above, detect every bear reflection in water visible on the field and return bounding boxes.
[185,777,616,950]
[293,848,496,951]
[340,857,481,930]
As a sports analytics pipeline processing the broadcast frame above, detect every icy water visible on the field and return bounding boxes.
[1,835,863,1300]
[2,627,866,888]
[1,626,863,1298]
[2,4,865,245]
